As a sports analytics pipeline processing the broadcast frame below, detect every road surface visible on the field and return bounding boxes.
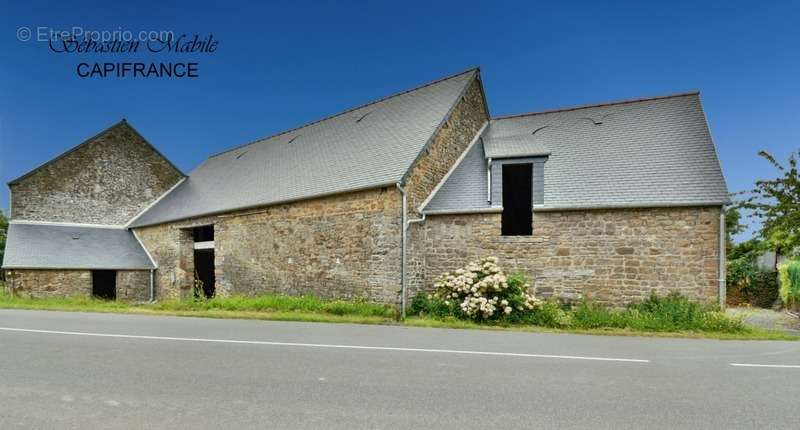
[0,309,798,429]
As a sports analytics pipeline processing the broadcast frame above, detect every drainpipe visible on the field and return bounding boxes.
[487,158,492,202]
[149,269,156,302]
[396,183,407,319]
[719,208,726,309]
[408,213,426,228]
[396,183,429,320]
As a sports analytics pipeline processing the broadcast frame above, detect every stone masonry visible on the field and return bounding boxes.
[132,76,488,304]
[4,269,151,301]
[134,188,403,302]
[404,78,489,295]
[3,74,724,307]
[416,206,722,307]
[10,121,183,225]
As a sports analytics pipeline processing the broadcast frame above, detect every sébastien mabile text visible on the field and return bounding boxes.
[50,33,218,78]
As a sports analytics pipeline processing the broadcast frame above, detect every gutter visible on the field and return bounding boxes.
[532,201,731,212]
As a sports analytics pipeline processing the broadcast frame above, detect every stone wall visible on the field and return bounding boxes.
[3,269,149,301]
[404,77,488,214]
[10,121,183,224]
[134,187,403,302]
[133,76,489,305]
[416,206,722,307]
[4,270,92,298]
[404,77,489,293]
[116,270,151,302]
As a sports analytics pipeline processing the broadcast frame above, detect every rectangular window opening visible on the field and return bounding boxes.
[501,163,533,236]
[192,225,214,242]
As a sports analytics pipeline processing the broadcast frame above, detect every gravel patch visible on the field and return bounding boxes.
[728,307,800,334]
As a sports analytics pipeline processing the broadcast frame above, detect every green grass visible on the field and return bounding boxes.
[0,289,397,324]
[0,288,795,340]
[404,316,797,340]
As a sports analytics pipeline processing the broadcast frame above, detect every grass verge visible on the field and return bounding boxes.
[0,289,795,340]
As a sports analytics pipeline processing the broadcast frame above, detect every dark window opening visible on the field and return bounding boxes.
[92,270,117,300]
[192,225,214,242]
[194,249,215,299]
[501,163,533,236]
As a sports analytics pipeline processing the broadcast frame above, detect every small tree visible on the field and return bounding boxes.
[738,150,800,256]
[0,209,7,268]
[724,206,745,254]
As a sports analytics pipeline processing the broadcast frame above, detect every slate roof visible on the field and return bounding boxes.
[423,138,492,213]
[2,223,155,270]
[423,92,730,212]
[130,69,480,227]
[482,132,550,159]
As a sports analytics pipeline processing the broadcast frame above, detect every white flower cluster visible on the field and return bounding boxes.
[432,257,541,319]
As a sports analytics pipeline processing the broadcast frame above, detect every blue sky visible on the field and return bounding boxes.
[1,1,798,241]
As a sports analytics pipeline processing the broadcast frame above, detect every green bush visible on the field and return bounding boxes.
[410,293,457,318]
[743,270,779,307]
[727,255,779,308]
[572,301,625,329]
[428,257,542,321]
[778,259,800,306]
[412,288,746,333]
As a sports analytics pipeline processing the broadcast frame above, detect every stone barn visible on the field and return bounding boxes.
[2,68,730,309]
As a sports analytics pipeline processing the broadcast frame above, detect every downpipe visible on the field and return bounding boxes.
[149,269,156,303]
[396,183,428,320]
[397,183,407,319]
[719,208,726,309]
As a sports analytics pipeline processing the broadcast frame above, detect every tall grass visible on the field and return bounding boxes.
[412,292,748,334]
[0,288,396,319]
[153,294,396,318]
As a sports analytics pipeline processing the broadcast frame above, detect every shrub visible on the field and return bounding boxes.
[411,258,747,333]
[409,293,457,318]
[524,299,572,328]
[778,259,800,306]
[625,292,745,333]
[425,257,541,321]
[572,301,625,329]
[742,270,779,308]
[628,293,705,331]
[727,255,779,308]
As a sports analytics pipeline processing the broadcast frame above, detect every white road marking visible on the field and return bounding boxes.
[0,326,650,363]
[730,363,800,368]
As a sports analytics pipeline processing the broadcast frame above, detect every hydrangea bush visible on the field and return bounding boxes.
[425,257,541,321]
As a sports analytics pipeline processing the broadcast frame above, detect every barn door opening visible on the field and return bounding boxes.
[192,225,215,298]
[92,270,117,300]
[501,163,533,236]
[194,250,215,298]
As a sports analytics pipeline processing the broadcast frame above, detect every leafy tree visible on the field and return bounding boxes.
[738,150,800,256]
[0,209,7,267]
[724,206,745,254]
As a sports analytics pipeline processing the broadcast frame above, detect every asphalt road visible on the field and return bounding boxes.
[0,310,798,429]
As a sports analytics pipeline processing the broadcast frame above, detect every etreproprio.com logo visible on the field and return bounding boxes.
[16,26,218,79]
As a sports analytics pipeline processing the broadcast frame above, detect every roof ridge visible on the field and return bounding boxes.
[491,90,700,121]
[208,67,480,159]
